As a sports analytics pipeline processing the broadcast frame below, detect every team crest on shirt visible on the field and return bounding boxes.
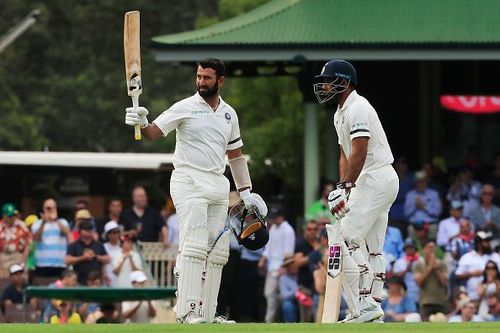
[225,112,231,120]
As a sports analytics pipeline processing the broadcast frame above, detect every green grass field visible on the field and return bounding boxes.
[0,322,499,333]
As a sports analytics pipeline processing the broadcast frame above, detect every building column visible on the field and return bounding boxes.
[304,102,319,212]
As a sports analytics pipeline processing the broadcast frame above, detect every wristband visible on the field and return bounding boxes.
[337,181,356,189]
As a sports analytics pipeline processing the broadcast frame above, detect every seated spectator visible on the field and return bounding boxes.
[1,264,36,313]
[381,277,418,322]
[413,221,444,259]
[112,235,142,287]
[0,203,30,279]
[383,226,404,266]
[393,239,421,304]
[79,270,102,322]
[437,200,466,250]
[32,198,70,280]
[455,231,500,301]
[279,253,299,323]
[404,170,442,226]
[96,303,120,324]
[449,220,475,262]
[468,184,500,239]
[65,220,109,285]
[448,301,484,322]
[485,294,500,321]
[42,269,78,322]
[49,300,82,324]
[414,240,449,321]
[477,260,500,318]
[102,221,122,286]
[122,270,156,323]
[447,168,482,218]
[483,152,500,206]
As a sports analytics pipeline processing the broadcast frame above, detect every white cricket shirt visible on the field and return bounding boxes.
[153,92,243,175]
[334,90,394,174]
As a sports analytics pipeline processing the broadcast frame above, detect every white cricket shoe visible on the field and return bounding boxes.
[339,313,361,323]
[177,311,206,324]
[358,304,384,323]
[212,315,236,324]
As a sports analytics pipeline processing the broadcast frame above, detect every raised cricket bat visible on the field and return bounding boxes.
[123,11,142,140]
[322,222,344,323]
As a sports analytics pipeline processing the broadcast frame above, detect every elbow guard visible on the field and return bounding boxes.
[228,156,252,191]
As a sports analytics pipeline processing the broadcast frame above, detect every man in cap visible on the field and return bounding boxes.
[122,270,156,323]
[393,239,421,304]
[0,204,30,278]
[437,200,466,250]
[1,263,36,312]
[102,221,122,286]
[405,170,442,226]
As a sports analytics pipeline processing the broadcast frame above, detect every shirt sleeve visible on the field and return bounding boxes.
[66,243,77,256]
[152,105,185,137]
[347,104,371,140]
[227,110,243,150]
[455,257,467,275]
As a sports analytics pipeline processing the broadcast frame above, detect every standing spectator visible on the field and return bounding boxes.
[404,170,442,227]
[305,181,336,226]
[389,156,415,238]
[293,220,318,322]
[393,239,421,304]
[122,270,156,323]
[414,240,449,321]
[69,209,97,244]
[96,198,123,237]
[258,205,295,323]
[381,277,419,322]
[447,168,482,217]
[65,220,110,285]
[477,260,500,318]
[0,204,30,278]
[448,301,484,322]
[455,231,500,301]
[1,264,36,313]
[32,198,70,281]
[279,254,299,323]
[102,221,122,286]
[112,235,142,287]
[437,200,466,250]
[120,186,167,244]
[468,184,500,238]
[383,225,404,267]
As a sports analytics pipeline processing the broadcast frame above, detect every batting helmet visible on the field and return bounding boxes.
[313,59,357,104]
[229,203,269,251]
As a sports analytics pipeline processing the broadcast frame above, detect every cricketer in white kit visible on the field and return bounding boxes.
[314,59,399,323]
[124,58,267,324]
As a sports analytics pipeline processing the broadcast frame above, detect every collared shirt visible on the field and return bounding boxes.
[334,90,394,175]
[262,221,295,271]
[0,219,30,254]
[153,92,242,175]
[404,188,442,223]
[455,251,500,300]
[436,216,464,249]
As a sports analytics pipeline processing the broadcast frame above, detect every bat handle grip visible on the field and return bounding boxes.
[132,95,141,140]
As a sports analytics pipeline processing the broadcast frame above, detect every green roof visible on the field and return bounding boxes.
[152,0,500,47]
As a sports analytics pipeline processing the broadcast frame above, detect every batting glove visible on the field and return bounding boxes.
[328,188,349,219]
[125,106,149,128]
[240,189,268,217]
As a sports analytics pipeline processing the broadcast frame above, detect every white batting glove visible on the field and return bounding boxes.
[125,106,149,128]
[240,189,268,217]
[328,188,350,219]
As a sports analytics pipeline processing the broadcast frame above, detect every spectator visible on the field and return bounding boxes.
[238,243,265,322]
[161,196,178,248]
[483,152,500,205]
[96,198,123,237]
[65,220,110,285]
[449,220,475,262]
[383,225,404,266]
[32,198,70,281]
[1,264,36,313]
[95,303,120,324]
[468,184,500,238]
[24,214,38,284]
[78,270,102,322]
[119,186,167,245]
[312,230,328,322]
[102,221,122,286]
[122,270,156,323]
[404,170,442,227]
[448,301,484,322]
[477,260,500,318]
[305,181,336,226]
[0,203,30,278]
[437,200,466,250]
[447,168,482,217]
[393,239,421,304]
[455,231,500,301]
[112,234,142,287]
[279,253,299,323]
[485,294,500,321]
[413,221,444,259]
[389,156,415,238]
[414,240,449,321]
[42,269,78,322]
[293,220,318,322]
[258,205,295,323]
[381,277,418,322]
[49,300,82,324]
[69,209,97,243]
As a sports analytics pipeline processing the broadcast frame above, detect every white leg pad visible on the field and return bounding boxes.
[368,252,386,301]
[201,230,230,322]
[174,224,209,319]
[350,245,374,297]
[341,242,360,316]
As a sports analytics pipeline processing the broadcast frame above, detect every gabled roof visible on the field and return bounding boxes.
[152,0,500,61]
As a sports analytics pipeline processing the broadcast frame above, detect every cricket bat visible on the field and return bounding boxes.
[322,222,344,323]
[123,11,142,140]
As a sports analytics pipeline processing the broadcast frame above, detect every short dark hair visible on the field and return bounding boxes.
[61,269,76,279]
[198,58,226,78]
[87,270,101,283]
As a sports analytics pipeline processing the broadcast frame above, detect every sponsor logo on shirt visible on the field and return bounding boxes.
[192,110,211,115]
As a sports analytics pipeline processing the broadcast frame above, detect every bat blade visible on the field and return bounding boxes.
[123,10,142,140]
[322,222,343,323]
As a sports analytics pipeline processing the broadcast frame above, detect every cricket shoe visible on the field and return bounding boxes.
[212,315,236,324]
[177,311,206,324]
[339,313,361,323]
[358,304,384,323]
